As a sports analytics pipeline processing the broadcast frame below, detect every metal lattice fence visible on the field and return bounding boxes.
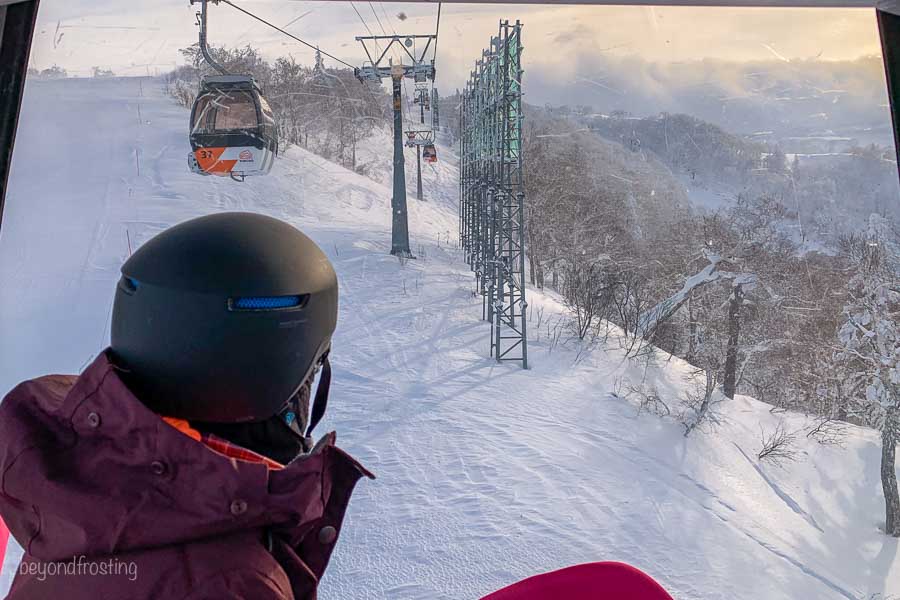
[460,20,528,368]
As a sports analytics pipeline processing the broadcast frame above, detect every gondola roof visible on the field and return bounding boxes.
[199,75,262,93]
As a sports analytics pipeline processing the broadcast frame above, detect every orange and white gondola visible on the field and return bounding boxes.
[188,75,278,181]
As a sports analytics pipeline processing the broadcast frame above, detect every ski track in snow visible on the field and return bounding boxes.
[734,443,825,533]
[1,77,899,599]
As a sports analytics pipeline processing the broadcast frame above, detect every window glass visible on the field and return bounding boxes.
[259,96,275,121]
[213,92,258,130]
[4,4,900,600]
[191,96,213,134]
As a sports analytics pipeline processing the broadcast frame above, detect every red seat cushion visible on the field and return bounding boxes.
[0,516,9,570]
[481,562,674,600]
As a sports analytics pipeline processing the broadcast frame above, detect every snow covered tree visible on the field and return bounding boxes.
[723,276,756,399]
[764,145,787,174]
[681,334,725,437]
[837,215,900,536]
[561,259,615,341]
[39,64,67,79]
[523,105,866,422]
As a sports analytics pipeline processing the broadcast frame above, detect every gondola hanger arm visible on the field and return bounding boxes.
[190,0,229,75]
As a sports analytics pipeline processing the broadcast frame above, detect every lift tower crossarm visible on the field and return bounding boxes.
[354,34,437,83]
[404,129,435,147]
[355,34,435,64]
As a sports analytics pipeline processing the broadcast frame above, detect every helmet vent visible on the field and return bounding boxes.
[119,276,140,294]
[228,295,308,311]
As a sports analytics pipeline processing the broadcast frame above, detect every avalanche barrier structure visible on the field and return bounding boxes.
[460,20,528,369]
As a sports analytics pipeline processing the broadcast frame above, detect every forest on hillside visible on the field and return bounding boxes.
[519,105,900,471]
[586,111,900,239]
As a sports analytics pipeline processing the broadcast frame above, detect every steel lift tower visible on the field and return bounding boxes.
[355,34,436,257]
[432,88,440,131]
[405,129,435,201]
[460,20,528,368]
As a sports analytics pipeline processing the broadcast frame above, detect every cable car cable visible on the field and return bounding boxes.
[377,2,404,65]
[350,2,378,48]
[218,0,356,69]
[378,2,398,35]
[434,3,442,59]
[369,2,389,36]
[430,3,441,126]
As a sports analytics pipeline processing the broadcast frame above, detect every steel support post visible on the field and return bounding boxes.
[391,75,411,257]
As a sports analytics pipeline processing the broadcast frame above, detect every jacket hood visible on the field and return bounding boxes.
[0,351,373,562]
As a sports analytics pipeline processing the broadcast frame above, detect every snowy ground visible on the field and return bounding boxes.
[1,77,899,599]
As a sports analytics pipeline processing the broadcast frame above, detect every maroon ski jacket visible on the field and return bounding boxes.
[0,351,373,600]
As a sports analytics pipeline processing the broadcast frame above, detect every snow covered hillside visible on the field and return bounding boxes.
[1,76,899,599]
[354,125,461,208]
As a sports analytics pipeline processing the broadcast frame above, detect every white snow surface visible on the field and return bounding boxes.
[1,76,899,599]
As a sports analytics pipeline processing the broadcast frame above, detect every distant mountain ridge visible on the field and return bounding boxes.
[527,55,892,149]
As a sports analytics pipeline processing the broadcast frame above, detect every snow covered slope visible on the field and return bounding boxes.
[1,77,899,599]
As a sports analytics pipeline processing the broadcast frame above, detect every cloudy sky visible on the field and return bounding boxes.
[28,1,883,94]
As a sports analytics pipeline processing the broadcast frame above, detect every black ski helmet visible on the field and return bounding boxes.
[111,212,338,423]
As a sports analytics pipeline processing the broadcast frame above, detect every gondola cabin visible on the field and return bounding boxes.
[188,75,278,180]
[423,144,438,163]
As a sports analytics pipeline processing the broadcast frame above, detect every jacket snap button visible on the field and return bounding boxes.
[230,499,248,516]
[318,525,337,545]
[87,412,101,428]
[150,461,167,476]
